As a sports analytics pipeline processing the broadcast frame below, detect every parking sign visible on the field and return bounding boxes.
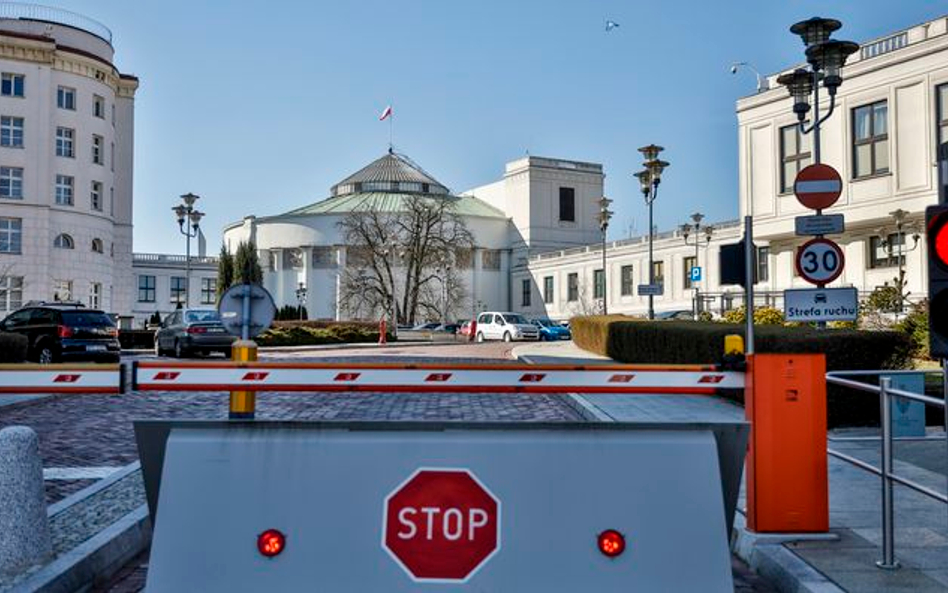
[690,266,702,282]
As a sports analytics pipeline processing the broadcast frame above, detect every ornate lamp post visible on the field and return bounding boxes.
[597,196,614,314]
[886,209,921,315]
[777,17,859,165]
[295,282,307,320]
[635,146,669,320]
[172,192,204,308]
[680,212,714,320]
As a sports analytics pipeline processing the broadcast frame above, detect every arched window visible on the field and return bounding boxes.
[54,233,74,249]
[91,238,104,253]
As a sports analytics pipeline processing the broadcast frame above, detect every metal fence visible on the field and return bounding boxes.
[0,3,111,43]
[825,368,948,569]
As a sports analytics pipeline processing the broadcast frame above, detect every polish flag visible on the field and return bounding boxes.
[379,105,393,121]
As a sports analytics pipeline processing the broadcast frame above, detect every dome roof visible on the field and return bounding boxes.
[330,150,450,197]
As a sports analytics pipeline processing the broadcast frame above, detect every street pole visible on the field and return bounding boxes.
[744,215,755,354]
[812,70,821,164]
[648,196,655,320]
[601,227,608,315]
[185,231,191,308]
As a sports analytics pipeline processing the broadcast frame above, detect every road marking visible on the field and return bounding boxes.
[43,466,121,480]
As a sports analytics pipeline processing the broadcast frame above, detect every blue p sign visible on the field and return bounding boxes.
[690,266,702,282]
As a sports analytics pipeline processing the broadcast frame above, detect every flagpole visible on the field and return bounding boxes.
[389,104,394,152]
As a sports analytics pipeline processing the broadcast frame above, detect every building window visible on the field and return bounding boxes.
[92,135,104,165]
[1,73,24,97]
[1,116,23,147]
[110,187,114,215]
[853,101,889,178]
[88,282,101,308]
[0,167,23,199]
[57,86,76,110]
[652,261,665,287]
[620,265,634,296]
[869,234,905,269]
[567,272,578,302]
[53,280,72,302]
[110,142,114,171]
[91,237,104,253]
[559,187,576,222]
[55,175,74,205]
[593,269,605,300]
[170,277,186,304]
[138,275,156,302]
[111,103,115,126]
[283,248,304,269]
[482,249,501,270]
[683,256,697,289]
[757,246,770,283]
[454,248,473,269]
[201,278,217,304]
[312,246,335,268]
[0,217,22,253]
[56,127,74,157]
[93,95,105,119]
[91,181,103,211]
[780,124,811,193]
[543,276,554,304]
[521,279,531,307]
[0,276,23,312]
[53,233,74,249]
[938,84,948,149]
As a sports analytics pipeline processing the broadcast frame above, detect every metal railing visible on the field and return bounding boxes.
[825,368,948,570]
[0,2,112,43]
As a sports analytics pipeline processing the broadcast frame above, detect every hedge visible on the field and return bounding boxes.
[571,317,914,428]
[0,331,27,362]
[255,322,390,347]
[119,329,155,350]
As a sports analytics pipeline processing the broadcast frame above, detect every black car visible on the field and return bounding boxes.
[154,308,236,358]
[0,304,121,363]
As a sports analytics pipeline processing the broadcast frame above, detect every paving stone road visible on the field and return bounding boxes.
[0,342,776,592]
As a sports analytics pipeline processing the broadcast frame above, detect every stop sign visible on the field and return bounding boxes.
[383,468,500,582]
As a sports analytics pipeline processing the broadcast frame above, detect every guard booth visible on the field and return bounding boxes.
[136,418,748,592]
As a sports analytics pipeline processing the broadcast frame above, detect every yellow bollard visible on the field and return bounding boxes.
[722,334,746,371]
[230,339,257,419]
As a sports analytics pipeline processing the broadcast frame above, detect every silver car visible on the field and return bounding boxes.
[154,308,236,358]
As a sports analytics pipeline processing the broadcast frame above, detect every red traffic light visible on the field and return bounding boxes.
[597,529,626,558]
[935,217,948,266]
[257,529,286,558]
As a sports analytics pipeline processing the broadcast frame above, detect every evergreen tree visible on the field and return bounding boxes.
[217,244,235,301]
[234,240,263,285]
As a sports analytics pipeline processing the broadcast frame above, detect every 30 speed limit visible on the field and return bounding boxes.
[795,238,845,285]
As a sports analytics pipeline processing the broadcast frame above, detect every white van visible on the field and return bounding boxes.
[475,312,540,342]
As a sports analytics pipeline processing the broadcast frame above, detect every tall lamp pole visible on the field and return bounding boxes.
[597,196,614,315]
[635,146,669,320]
[295,282,307,320]
[681,213,714,320]
[887,209,921,316]
[172,192,204,308]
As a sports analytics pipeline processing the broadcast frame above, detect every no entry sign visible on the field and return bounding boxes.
[795,238,845,285]
[794,164,842,210]
[383,468,500,582]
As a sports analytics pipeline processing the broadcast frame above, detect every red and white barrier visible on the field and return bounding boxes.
[0,364,122,394]
[134,362,743,394]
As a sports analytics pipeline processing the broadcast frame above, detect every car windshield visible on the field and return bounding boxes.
[503,314,528,324]
[61,311,114,327]
[186,310,221,323]
[533,319,554,328]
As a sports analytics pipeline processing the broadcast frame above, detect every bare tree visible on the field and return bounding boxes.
[566,278,601,317]
[338,195,474,324]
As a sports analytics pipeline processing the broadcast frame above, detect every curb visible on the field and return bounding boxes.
[731,512,844,593]
[11,505,150,593]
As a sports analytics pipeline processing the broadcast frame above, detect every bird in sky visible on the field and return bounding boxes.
[605,20,620,32]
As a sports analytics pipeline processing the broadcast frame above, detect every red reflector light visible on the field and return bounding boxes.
[257,529,285,557]
[597,529,625,558]
[187,326,207,334]
[937,221,948,265]
[57,325,74,338]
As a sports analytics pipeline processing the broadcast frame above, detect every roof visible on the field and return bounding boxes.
[280,191,508,220]
[331,151,449,197]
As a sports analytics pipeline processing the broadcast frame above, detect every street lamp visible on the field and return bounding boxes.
[635,146,669,320]
[295,282,307,320]
[777,17,859,164]
[886,209,922,315]
[597,196,614,314]
[680,212,714,320]
[172,192,204,308]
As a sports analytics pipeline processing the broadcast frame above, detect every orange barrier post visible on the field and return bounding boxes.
[379,318,387,346]
[745,353,828,532]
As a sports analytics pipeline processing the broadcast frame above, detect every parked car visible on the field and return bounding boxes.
[458,320,474,337]
[434,323,460,334]
[154,308,236,358]
[474,312,540,342]
[0,303,120,363]
[655,310,695,321]
[411,322,441,331]
[531,318,572,341]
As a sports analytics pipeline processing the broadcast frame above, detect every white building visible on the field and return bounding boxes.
[222,151,604,320]
[130,253,218,325]
[0,4,138,317]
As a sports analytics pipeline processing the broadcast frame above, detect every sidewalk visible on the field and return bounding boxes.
[515,341,948,593]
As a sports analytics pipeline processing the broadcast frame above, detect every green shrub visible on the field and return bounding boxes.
[896,300,929,360]
[571,316,914,428]
[721,306,784,325]
[255,321,385,346]
[0,331,27,362]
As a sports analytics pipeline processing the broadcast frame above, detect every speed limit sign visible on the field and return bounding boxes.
[795,238,845,285]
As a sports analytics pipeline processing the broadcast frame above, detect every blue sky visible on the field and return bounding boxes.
[56,1,943,253]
